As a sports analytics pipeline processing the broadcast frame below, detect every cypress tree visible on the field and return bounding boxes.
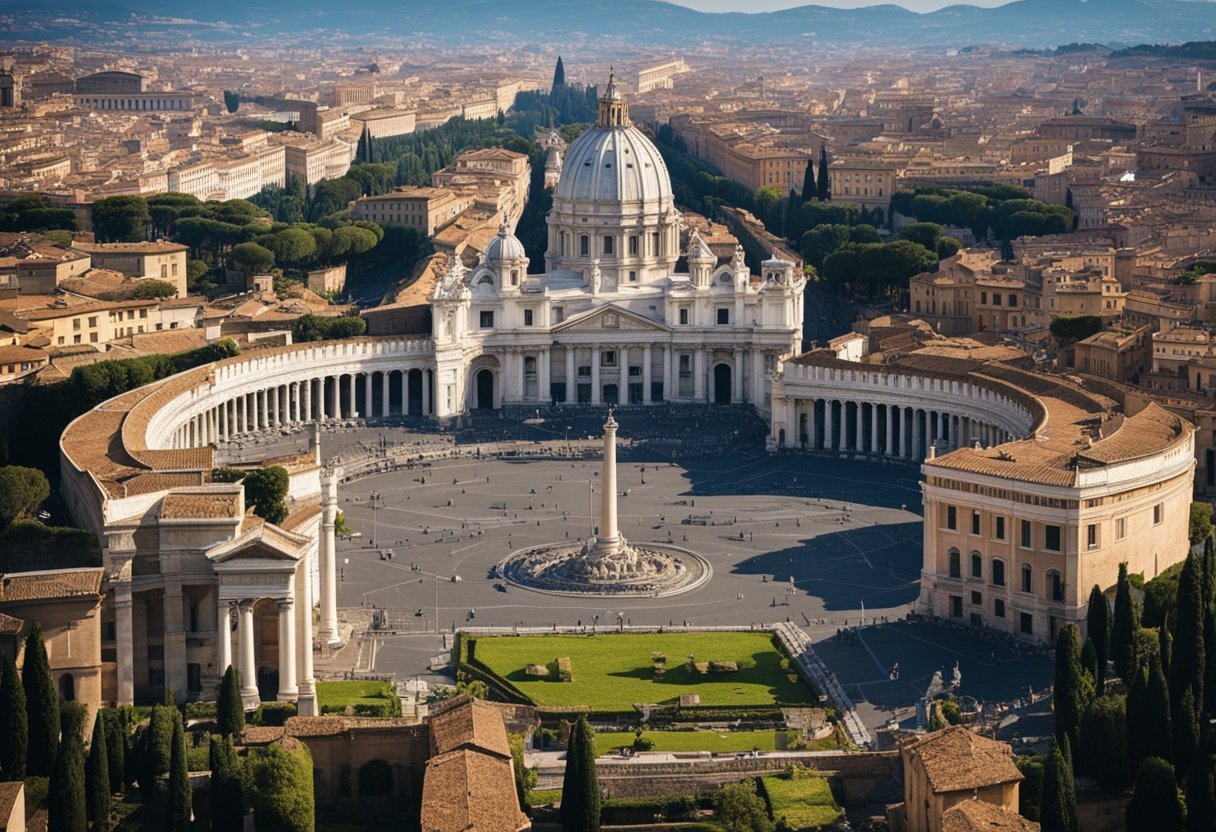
[560,714,600,832]
[552,56,566,89]
[1159,624,1173,681]
[816,146,830,201]
[1086,584,1110,690]
[1174,685,1200,776]
[1053,624,1092,750]
[1172,551,1206,716]
[209,734,245,832]
[785,188,801,240]
[1076,695,1130,792]
[142,704,175,796]
[87,711,112,832]
[102,709,125,795]
[217,666,245,738]
[22,621,59,776]
[0,652,27,780]
[1112,562,1140,680]
[1080,639,1098,684]
[1127,656,1174,773]
[1205,609,1216,714]
[1040,738,1077,832]
[1126,757,1184,832]
[48,726,86,832]
[1185,751,1215,832]
[801,160,815,203]
[163,715,191,832]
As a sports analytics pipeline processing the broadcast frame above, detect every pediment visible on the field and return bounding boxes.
[211,541,299,563]
[206,523,306,565]
[552,304,670,333]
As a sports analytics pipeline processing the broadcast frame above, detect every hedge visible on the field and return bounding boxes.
[0,521,101,572]
[252,702,298,726]
[601,794,701,824]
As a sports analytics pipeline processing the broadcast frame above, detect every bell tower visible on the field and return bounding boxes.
[597,70,630,128]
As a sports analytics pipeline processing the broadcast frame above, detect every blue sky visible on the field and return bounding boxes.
[668,1,1018,11]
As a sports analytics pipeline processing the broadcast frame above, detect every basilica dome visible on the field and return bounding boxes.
[552,74,673,208]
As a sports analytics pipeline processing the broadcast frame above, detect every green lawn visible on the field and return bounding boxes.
[760,775,843,830]
[316,680,396,709]
[468,632,814,709]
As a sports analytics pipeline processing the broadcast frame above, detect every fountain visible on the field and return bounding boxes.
[495,412,711,596]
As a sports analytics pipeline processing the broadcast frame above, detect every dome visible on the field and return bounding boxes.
[553,124,672,206]
[485,220,526,262]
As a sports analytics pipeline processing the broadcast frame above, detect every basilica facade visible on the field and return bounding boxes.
[430,74,806,416]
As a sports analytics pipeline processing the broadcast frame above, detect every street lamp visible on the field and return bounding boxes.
[370,491,384,546]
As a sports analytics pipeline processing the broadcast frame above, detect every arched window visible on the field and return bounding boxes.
[1047,569,1064,602]
[477,274,494,287]
[579,235,589,257]
[1021,563,1033,593]
[970,552,983,579]
[992,559,1005,587]
[948,548,961,579]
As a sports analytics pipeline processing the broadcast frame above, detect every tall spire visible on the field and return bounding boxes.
[596,67,630,128]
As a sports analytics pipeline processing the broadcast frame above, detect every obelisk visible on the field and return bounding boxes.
[594,411,621,557]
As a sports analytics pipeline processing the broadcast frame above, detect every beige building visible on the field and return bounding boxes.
[23,297,168,348]
[351,108,416,139]
[670,112,821,194]
[281,138,353,187]
[350,187,476,236]
[0,344,49,384]
[830,158,897,215]
[15,248,91,294]
[636,58,689,94]
[71,241,189,296]
[1075,325,1151,382]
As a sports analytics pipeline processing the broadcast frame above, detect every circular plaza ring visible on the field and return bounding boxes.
[495,541,713,598]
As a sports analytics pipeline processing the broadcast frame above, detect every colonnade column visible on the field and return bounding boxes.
[382,373,391,418]
[732,348,744,404]
[871,405,880,454]
[329,376,339,420]
[565,348,576,404]
[540,349,551,403]
[591,348,601,405]
[422,371,431,416]
[237,600,259,706]
[693,350,705,402]
[886,405,896,456]
[807,399,816,449]
[295,544,317,715]
[363,374,372,418]
[663,346,672,401]
[277,599,298,700]
[318,472,340,646]
[305,378,314,421]
[349,374,357,418]
[216,599,232,680]
[619,347,630,404]
[824,401,834,452]
[643,346,652,404]
[913,410,923,460]
[115,585,134,705]
[855,403,864,452]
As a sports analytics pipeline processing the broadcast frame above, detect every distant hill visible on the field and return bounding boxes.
[1110,40,1216,60]
[5,0,1216,48]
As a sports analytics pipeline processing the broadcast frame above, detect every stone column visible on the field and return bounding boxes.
[855,402,864,452]
[540,349,551,403]
[216,598,232,679]
[591,348,601,404]
[348,374,357,418]
[329,376,340,420]
[619,346,629,404]
[422,371,432,415]
[382,373,391,417]
[693,350,705,402]
[806,399,816,449]
[565,348,576,404]
[824,400,834,452]
[304,379,313,422]
[913,410,922,460]
[364,374,373,418]
[219,401,228,442]
[114,585,134,705]
[642,346,652,404]
[163,581,187,701]
[237,601,259,706]
[732,348,744,404]
[294,552,317,716]
[318,472,340,646]
[871,404,879,454]
[594,413,620,555]
[277,599,298,700]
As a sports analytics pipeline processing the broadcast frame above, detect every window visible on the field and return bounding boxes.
[1020,612,1034,635]
[73,318,81,331]
[679,355,691,375]
[994,599,1006,618]
[1153,503,1163,525]
[971,511,981,535]
[1086,523,1098,549]
[679,308,689,325]
[523,309,534,327]
[1020,519,1032,548]
[1044,525,1061,552]
[981,292,988,304]
[950,596,963,618]
[479,311,494,329]
[628,270,637,282]
[601,351,616,367]
[1021,564,1033,593]
[88,316,97,327]
[172,262,178,276]
[716,308,730,325]
[971,591,982,605]
[992,559,1005,587]
[1008,294,1016,306]
[90,332,98,343]
[1115,517,1126,540]
[946,506,957,530]
[603,235,614,255]
[553,306,564,323]
[73,334,81,344]
[579,235,589,257]
[970,553,982,579]
[1047,569,1064,602]
[139,309,147,319]
[948,549,961,579]
[629,235,638,255]
[651,232,660,255]
[160,264,167,278]
[995,516,1006,541]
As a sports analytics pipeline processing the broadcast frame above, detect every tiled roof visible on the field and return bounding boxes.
[420,749,529,832]
[942,799,1040,832]
[0,612,24,634]
[905,727,1023,794]
[0,568,104,603]
[160,491,241,520]
[284,716,422,737]
[428,696,512,759]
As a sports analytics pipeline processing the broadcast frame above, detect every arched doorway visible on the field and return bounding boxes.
[476,369,495,410]
[713,363,731,404]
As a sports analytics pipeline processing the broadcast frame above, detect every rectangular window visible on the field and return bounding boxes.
[90,332,98,343]
[479,310,494,329]
[601,351,616,367]
[1008,294,1017,306]
[1020,519,1032,548]
[1087,523,1098,549]
[553,306,564,323]
[1153,503,1163,525]
[603,235,614,255]
[1115,517,1126,540]
[679,354,691,375]
[946,506,957,530]
[995,516,1006,541]
[73,318,81,331]
[139,309,148,318]
[716,308,730,325]
[971,591,982,605]
[1044,524,1061,552]
[628,270,637,282]
[993,294,1001,306]
[980,292,988,304]
[523,309,533,326]
[629,235,638,255]
[994,599,1006,618]
[88,316,97,327]
[679,308,689,325]
[1020,612,1034,635]
[971,511,981,535]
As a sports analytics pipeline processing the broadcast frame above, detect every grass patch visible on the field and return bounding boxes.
[526,788,562,807]
[317,680,395,707]
[468,632,813,709]
[760,774,843,830]
[594,730,810,755]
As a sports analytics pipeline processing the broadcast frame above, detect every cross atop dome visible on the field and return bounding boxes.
[597,68,630,128]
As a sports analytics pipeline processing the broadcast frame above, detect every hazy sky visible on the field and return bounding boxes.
[668,0,1011,11]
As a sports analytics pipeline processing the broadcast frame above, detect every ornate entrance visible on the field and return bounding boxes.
[713,363,732,404]
[476,369,495,410]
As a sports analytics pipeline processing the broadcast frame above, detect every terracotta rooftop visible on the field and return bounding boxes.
[428,695,512,759]
[0,612,23,634]
[283,716,423,737]
[72,240,189,254]
[0,568,104,604]
[905,727,1023,794]
[942,799,1040,832]
[420,749,529,832]
[160,490,241,520]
